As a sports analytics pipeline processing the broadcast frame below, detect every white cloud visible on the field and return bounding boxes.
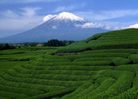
[0,18,42,30]
[43,14,57,22]
[81,23,104,28]
[74,10,138,30]
[0,7,44,31]
[75,22,109,30]
[115,23,138,30]
[0,7,41,18]
[104,26,123,30]
[20,7,41,17]
[128,24,138,28]
[75,22,123,30]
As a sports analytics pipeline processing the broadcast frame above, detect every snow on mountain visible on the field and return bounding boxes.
[43,12,107,30]
[42,12,87,29]
[53,12,85,22]
[43,14,57,22]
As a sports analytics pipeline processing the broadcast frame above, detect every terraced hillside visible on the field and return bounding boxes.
[57,28,138,53]
[1,29,138,99]
[0,47,56,75]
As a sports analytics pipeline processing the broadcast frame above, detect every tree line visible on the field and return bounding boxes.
[0,39,77,50]
[44,39,76,47]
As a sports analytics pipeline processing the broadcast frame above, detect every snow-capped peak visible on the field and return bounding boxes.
[43,14,57,22]
[53,12,85,21]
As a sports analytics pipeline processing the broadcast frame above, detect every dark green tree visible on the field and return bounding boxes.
[44,39,65,47]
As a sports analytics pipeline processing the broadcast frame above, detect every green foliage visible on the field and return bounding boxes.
[0,47,137,98]
[57,41,90,53]
[28,87,77,99]
[112,57,131,66]
[129,54,138,64]
[44,39,65,46]
[0,84,44,96]
[90,71,134,99]
[43,39,76,47]
[0,44,15,50]
[74,57,114,62]
[86,33,105,42]
[9,40,75,47]
[82,49,138,54]
[1,29,138,98]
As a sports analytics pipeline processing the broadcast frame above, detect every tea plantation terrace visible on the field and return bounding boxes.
[0,29,138,98]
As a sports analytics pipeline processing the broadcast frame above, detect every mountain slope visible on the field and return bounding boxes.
[0,12,107,43]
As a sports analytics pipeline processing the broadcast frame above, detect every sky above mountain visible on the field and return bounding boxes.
[0,0,138,38]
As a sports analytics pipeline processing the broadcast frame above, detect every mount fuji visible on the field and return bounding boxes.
[0,12,108,43]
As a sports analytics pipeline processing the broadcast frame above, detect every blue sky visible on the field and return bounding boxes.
[0,0,138,38]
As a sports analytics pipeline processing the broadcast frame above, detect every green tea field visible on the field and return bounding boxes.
[1,29,138,99]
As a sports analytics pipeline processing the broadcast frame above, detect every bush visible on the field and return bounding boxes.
[129,54,138,64]
[73,61,112,66]
[112,57,131,66]
[91,71,134,99]
[86,33,105,42]
[74,57,114,62]
[57,41,91,53]
[82,49,137,54]
[28,87,77,99]
[0,84,44,96]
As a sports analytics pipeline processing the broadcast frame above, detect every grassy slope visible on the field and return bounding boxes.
[1,29,138,99]
[0,47,56,75]
[57,28,138,53]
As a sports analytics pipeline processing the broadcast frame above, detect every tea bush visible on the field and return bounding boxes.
[112,57,131,66]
